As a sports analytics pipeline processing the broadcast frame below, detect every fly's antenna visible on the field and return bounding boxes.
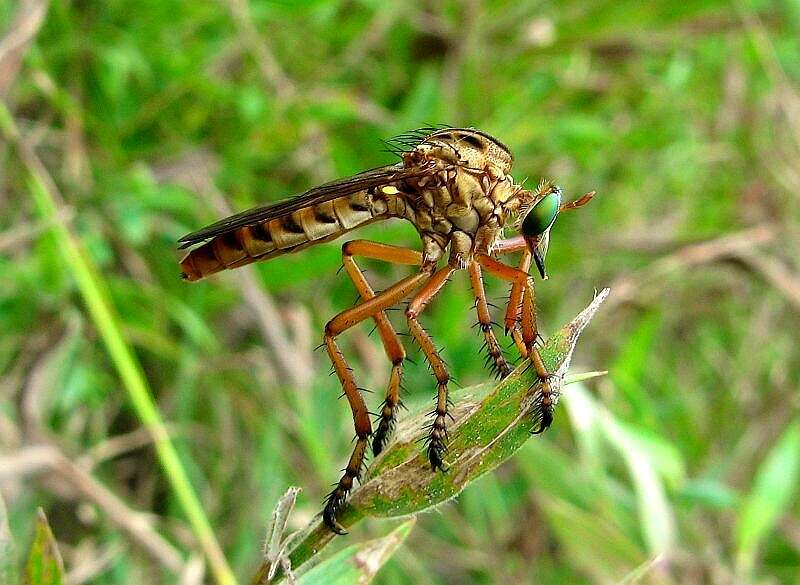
[559,191,595,212]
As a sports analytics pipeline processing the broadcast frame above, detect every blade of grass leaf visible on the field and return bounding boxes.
[0,101,237,585]
[0,491,12,585]
[566,383,679,557]
[735,420,800,577]
[295,519,415,585]
[617,554,666,585]
[24,509,64,585]
[537,496,646,584]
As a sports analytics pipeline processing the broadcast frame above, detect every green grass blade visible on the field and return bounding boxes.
[0,491,13,585]
[24,509,64,585]
[0,102,237,585]
[566,383,680,557]
[538,496,646,584]
[736,420,800,577]
[296,520,415,585]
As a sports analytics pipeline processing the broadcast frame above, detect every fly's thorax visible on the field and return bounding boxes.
[403,169,517,248]
[416,128,514,176]
[448,174,519,233]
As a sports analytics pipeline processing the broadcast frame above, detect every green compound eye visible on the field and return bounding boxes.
[521,192,560,236]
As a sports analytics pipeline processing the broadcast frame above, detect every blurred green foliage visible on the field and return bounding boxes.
[2,0,800,583]
[25,509,64,585]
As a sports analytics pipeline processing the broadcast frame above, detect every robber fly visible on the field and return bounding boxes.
[179,127,593,533]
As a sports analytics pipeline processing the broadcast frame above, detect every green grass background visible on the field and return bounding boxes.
[2,0,800,583]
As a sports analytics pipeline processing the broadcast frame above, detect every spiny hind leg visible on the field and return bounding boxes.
[405,266,456,471]
[468,261,512,379]
[476,253,555,432]
[340,240,422,456]
[323,270,431,534]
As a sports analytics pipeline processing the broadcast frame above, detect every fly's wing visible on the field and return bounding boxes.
[178,161,437,249]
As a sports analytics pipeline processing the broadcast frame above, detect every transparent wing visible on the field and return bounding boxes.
[178,161,437,248]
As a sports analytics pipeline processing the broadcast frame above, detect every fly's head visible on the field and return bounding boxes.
[413,128,514,176]
[511,180,594,279]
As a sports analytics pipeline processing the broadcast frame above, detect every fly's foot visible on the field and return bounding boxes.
[322,484,349,535]
[323,436,368,535]
[323,469,359,535]
[372,402,397,456]
[426,415,450,472]
[530,374,560,435]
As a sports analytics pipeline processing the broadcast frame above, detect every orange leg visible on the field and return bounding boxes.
[507,249,536,357]
[468,262,512,378]
[323,265,431,533]
[476,253,536,354]
[492,235,527,255]
[475,253,554,433]
[340,240,422,456]
[405,266,457,471]
[492,237,535,355]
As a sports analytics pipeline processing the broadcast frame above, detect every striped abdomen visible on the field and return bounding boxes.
[180,190,389,281]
